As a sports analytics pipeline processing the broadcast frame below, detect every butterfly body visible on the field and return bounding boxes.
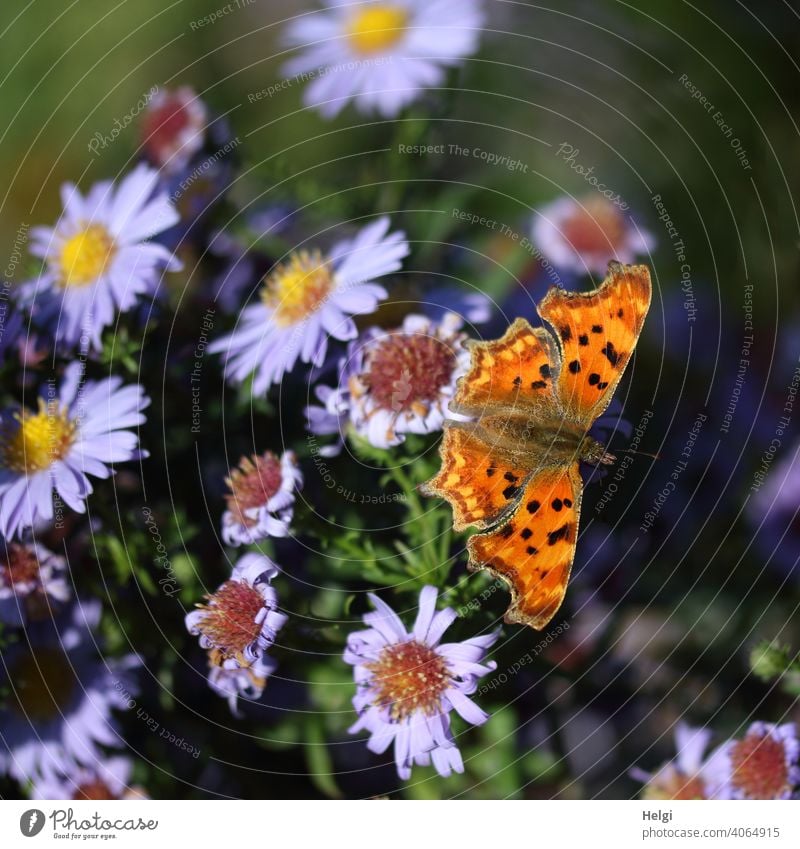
[422,262,652,630]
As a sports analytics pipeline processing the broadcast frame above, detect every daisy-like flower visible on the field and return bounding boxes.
[0,363,149,540]
[186,553,287,713]
[210,217,408,393]
[140,86,208,174]
[31,756,148,800]
[306,312,469,453]
[705,722,800,800]
[0,538,71,626]
[221,450,302,546]
[631,723,714,800]
[22,163,181,351]
[0,600,140,786]
[344,585,498,780]
[284,0,485,118]
[532,194,654,276]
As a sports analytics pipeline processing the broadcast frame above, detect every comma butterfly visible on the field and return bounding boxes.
[422,261,652,630]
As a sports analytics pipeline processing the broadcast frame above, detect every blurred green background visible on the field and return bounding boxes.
[2,0,799,306]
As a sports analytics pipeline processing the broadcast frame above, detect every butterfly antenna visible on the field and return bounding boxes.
[617,448,660,460]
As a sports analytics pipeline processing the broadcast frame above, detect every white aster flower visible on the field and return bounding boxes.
[284,0,484,118]
[22,164,181,351]
[532,194,654,277]
[209,216,408,393]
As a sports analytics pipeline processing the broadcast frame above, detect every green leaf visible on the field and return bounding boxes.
[305,718,343,799]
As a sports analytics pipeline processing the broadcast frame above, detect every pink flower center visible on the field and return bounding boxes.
[730,729,790,799]
[195,580,266,659]
[366,640,449,721]
[74,779,116,800]
[142,94,194,165]
[643,766,706,800]
[225,453,283,528]
[362,332,456,413]
[1,544,40,586]
[560,196,627,256]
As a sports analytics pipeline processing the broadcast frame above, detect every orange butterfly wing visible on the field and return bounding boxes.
[538,262,651,423]
[424,262,652,631]
[450,317,561,416]
[420,425,530,531]
[468,464,582,629]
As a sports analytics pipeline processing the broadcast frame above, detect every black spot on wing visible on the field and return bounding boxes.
[503,484,520,500]
[578,334,589,346]
[500,524,514,539]
[520,528,533,540]
[552,498,563,511]
[526,499,540,514]
[568,360,581,374]
[559,326,572,342]
[526,546,538,556]
[601,341,620,367]
[512,375,522,386]
[539,363,551,379]
[592,324,603,333]
[531,380,547,390]
[588,372,601,386]
[547,524,571,546]
[486,467,496,477]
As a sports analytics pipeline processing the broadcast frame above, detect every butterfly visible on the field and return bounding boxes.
[421,261,652,630]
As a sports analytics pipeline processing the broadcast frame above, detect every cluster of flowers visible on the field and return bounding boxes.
[9,0,793,800]
[634,721,800,800]
[0,82,237,799]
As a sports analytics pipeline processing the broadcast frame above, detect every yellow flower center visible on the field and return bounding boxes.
[348,5,409,54]
[260,250,335,328]
[58,224,115,288]
[1,399,77,474]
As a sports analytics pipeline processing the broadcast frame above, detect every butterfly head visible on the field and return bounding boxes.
[580,436,616,467]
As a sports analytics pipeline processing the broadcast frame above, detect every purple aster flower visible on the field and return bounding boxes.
[0,599,140,786]
[532,194,654,277]
[30,755,148,800]
[0,538,71,626]
[344,585,498,780]
[222,450,302,546]
[0,362,149,540]
[209,216,408,393]
[21,164,181,351]
[306,312,469,453]
[284,0,485,119]
[630,722,714,799]
[704,722,800,800]
[185,553,287,713]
